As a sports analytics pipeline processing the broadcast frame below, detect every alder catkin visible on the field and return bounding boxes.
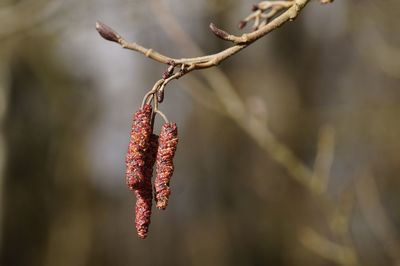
[125,104,152,190]
[154,123,179,210]
[135,134,158,239]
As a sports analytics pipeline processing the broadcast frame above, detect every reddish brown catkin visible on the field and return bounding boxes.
[126,104,152,190]
[135,134,158,239]
[155,123,179,210]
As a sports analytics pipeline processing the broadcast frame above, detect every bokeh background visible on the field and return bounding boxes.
[1,0,400,265]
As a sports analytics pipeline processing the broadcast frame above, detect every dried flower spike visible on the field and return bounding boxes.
[155,123,179,210]
[135,188,152,239]
[143,134,159,185]
[135,134,159,239]
[126,104,152,190]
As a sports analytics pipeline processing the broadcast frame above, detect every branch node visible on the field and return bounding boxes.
[145,49,154,57]
[162,60,176,79]
[97,0,312,73]
[179,65,189,76]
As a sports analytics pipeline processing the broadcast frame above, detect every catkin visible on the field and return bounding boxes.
[135,134,158,239]
[125,104,152,190]
[154,123,179,210]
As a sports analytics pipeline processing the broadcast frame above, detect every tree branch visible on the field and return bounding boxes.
[96,0,311,74]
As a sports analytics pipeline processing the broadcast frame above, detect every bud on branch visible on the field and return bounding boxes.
[96,21,120,43]
[209,23,230,40]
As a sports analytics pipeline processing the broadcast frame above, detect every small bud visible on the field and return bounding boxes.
[167,60,176,66]
[157,88,165,103]
[238,20,247,29]
[162,71,170,80]
[209,23,229,40]
[167,65,175,75]
[162,63,175,80]
[96,21,120,43]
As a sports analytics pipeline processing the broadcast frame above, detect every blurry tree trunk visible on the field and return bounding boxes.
[0,34,95,266]
[0,44,12,256]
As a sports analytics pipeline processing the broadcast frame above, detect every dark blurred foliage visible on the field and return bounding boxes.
[0,1,399,266]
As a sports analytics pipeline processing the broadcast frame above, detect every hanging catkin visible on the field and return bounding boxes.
[135,134,158,239]
[154,123,179,210]
[125,104,152,190]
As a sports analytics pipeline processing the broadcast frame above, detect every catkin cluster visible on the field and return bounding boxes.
[126,104,178,239]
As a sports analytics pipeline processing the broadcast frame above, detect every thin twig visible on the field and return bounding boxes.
[141,79,164,108]
[299,227,359,266]
[96,0,311,73]
[355,171,400,265]
[311,125,335,193]
[155,110,169,124]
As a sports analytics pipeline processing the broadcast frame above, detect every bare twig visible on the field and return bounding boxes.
[355,171,400,265]
[311,125,335,193]
[96,0,311,73]
[330,190,354,242]
[235,1,295,34]
[299,227,359,266]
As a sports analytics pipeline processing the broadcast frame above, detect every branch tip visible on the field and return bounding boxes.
[209,23,230,41]
[238,20,247,29]
[96,21,120,43]
[96,0,313,71]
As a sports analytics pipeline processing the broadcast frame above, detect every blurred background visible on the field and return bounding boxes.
[0,0,400,265]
